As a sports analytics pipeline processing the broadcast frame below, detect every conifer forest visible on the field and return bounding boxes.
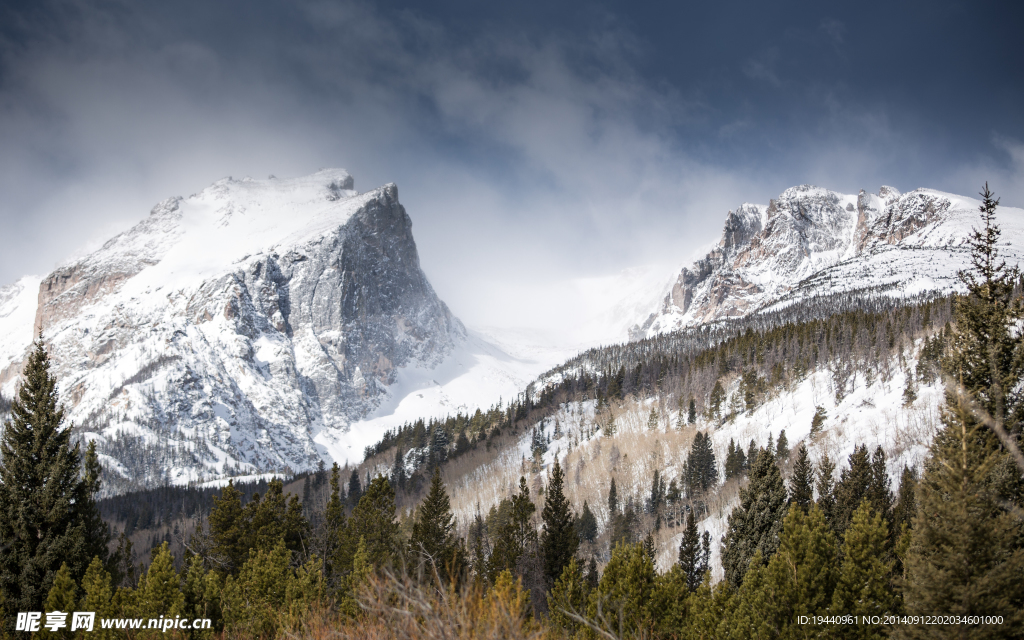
[1,189,1022,639]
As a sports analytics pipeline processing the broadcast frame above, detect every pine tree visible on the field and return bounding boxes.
[816,453,837,531]
[746,439,758,471]
[721,447,788,588]
[893,464,917,535]
[687,398,697,424]
[44,563,78,639]
[677,509,703,592]
[80,557,115,640]
[810,405,827,436]
[899,184,1024,638]
[832,500,895,640]
[349,476,400,569]
[686,431,717,498]
[835,444,872,534]
[576,501,598,543]
[708,380,726,423]
[789,444,814,512]
[489,477,537,578]
[0,341,108,615]
[541,459,579,586]
[135,543,184,620]
[547,558,588,635]
[775,429,789,461]
[589,542,656,638]
[646,407,659,431]
[410,467,461,583]
[608,477,619,516]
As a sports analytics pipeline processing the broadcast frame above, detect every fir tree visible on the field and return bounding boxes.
[541,459,579,586]
[687,398,697,424]
[44,563,78,639]
[746,439,758,471]
[678,509,705,592]
[686,431,717,498]
[646,407,659,431]
[776,429,789,461]
[608,477,619,516]
[410,467,461,583]
[789,444,814,512]
[589,542,656,638]
[489,477,537,578]
[349,476,400,569]
[0,341,108,615]
[810,405,828,436]
[547,558,588,635]
[721,447,788,588]
[815,453,837,531]
[893,464,917,535]
[708,380,726,423]
[576,501,598,543]
[900,184,1024,637]
[835,444,872,534]
[832,500,895,639]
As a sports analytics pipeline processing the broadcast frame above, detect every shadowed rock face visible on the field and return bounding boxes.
[632,184,1024,339]
[7,172,465,491]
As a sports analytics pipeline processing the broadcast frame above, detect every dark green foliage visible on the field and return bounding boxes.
[547,558,588,634]
[349,476,400,569]
[410,468,462,583]
[815,453,838,532]
[677,509,709,592]
[0,341,108,615]
[832,500,896,639]
[721,447,788,588]
[708,380,726,422]
[589,542,657,638]
[775,429,789,461]
[893,464,917,534]
[835,444,894,537]
[347,469,362,507]
[724,438,747,480]
[789,444,814,512]
[489,477,537,578]
[685,431,717,498]
[208,478,308,575]
[746,439,758,471]
[899,185,1024,637]
[540,459,579,586]
[687,398,697,424]
[607,477,618,516]
[576,501,598,543]
[810,405,828,435]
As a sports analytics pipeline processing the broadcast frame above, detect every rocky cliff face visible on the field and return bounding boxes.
[632,185,1024,338]
[1,170,465,490]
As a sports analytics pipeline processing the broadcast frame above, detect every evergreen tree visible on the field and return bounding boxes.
[489,477,537,578]
[900,184,1024,638]
[135,543,185,620]
[540,459,579,586]
[607,477,619,516]
[746,439,758,471]
[776,429,789,461]
[721,447,788,588]
[868,445,895,533]
[893,464,918,535]
[832,500,896,640]
[80,557,115,640]
[708,380,726,423]
[687,398,697,424]
[835,444,872,533]
[347,469,362,507]
[677,509,705,592]
[410,467,461,583]
[547,558,588,635]
[686,431,717,498]
[810,405,828,436]
[646,407,659,431]
[589,542,656,638]
[349,476,400,569]
[0,341,108,615]
[789,443,814,512]
[816,453,837,531]
[576,501,598,543]
[44,563,78,639]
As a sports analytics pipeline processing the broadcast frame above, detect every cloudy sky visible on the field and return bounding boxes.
[1,0,1022,333]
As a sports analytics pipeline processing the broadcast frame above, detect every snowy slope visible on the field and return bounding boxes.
[634,186,1024,337]
[0,171,476,490]
[0,276,41,390]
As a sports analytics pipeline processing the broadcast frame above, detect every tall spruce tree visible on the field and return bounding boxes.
[686,431,717,498]
[410,467,461,583]
[349,476,400,569]
[900,185,1024,638]
[540,459,579,586]
[489,477,537,579]
[0,341,108,616]
[677,509,706,592]
[789,444,814,512]
[832,500,896,640]
[815,453,837,531]
[721,447,789,588]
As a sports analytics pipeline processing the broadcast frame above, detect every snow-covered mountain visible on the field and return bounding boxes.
[632,185,1024,338]
[0,171,566,490]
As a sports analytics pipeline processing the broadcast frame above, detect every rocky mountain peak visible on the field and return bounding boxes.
[1,170,465,492]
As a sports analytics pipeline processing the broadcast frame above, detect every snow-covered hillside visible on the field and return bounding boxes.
[633,185,1024,338]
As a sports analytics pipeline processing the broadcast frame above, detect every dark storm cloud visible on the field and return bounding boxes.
[0,0,1022,331]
